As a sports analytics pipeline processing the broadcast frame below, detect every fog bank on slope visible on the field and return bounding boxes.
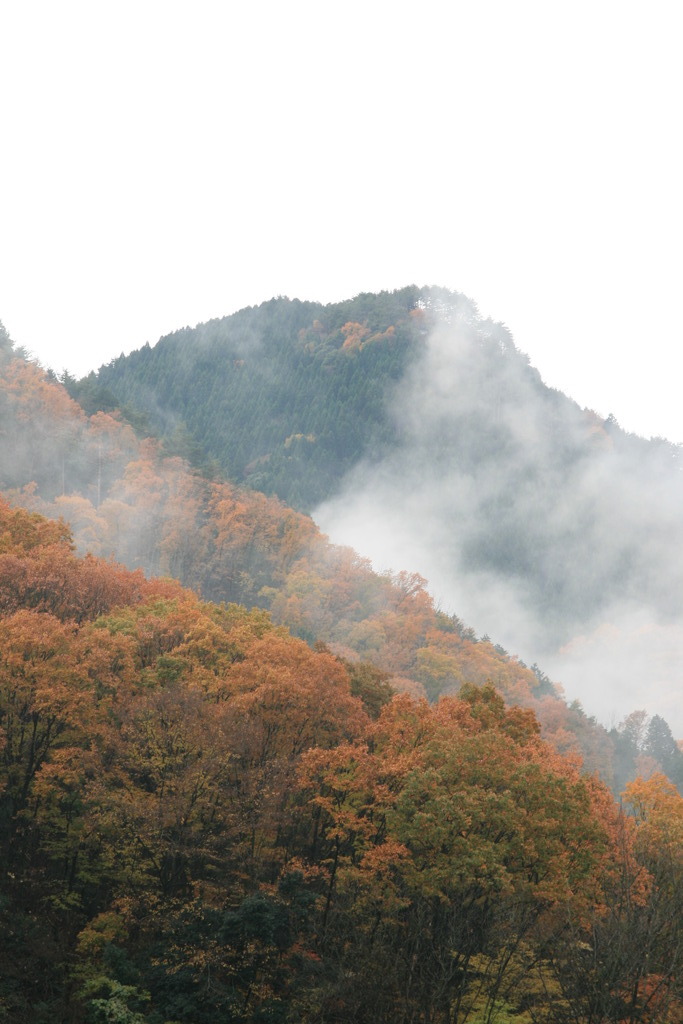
[315,302,683,733]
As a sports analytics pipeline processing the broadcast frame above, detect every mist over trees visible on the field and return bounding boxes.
[75,289,683,733]
[0,498,681,1023]
[1,309,683,1020]
[82,286,683,636]
[81,288,426,508]
[3,318,682,786]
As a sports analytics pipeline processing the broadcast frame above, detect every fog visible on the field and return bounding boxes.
[315,299,683,735]
[4,312,682,737]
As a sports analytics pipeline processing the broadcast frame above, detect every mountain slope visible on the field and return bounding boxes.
[78,287,427,509]
[0,340,547,695]
[3,499,680,1023]
[81,286,683,634]
[5,311,683,765]
[7,328,674,787]
[77,289,683,734]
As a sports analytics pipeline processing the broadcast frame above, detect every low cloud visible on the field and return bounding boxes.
[315,302,683,735]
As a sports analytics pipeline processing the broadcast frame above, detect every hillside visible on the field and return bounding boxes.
[73,288,683,734]
[4,323,681,792]
[0,498,681,1023]
[70,287,428,509]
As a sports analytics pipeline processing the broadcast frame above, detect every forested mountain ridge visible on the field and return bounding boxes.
[70,286,430,509]
[2,322,681,791]
[1,319,682,1018]
[0,336,544,695]
[73,288,683,735]
[74,286,683,632]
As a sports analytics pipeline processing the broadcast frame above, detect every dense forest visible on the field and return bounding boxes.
[2,326,680,791]
[0,499,681,1023]
[66,287,429,509]
[1,315,682,1020]
[71,288,683,734]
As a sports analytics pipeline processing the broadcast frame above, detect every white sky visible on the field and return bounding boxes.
[1,1,682,442]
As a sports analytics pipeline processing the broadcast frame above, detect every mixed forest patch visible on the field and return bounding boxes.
[0,314,682,1020]
[68,288,683,735]
[4,336,681,789]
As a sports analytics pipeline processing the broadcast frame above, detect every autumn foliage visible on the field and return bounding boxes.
[0,503,680,1022]
[1,358,550,712]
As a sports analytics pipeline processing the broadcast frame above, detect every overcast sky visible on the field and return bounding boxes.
[2,1,682,442]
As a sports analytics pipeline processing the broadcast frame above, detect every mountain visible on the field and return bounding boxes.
[5,319,681,791]
[0,333,552,697]
[74,289,683,734]
[1,316,682,1019]
[71,286,427,509]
